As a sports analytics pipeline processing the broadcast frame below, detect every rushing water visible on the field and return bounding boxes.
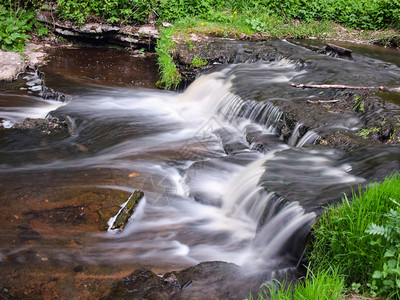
[1,41,400,298]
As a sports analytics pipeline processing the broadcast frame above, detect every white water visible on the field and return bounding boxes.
[1,59,363,276]
[0,97,65,128]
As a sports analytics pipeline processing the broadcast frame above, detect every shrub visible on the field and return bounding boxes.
[0,0,48,53]
[366,198,400,298]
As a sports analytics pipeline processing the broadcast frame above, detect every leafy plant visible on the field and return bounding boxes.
[356,127,380,138]
[246,18,267,32]
[155,26,181,90]
[0,0,49,53]
[353,95,365,112]
[0,2,34,53]
[365,198,400,298]
[56,0,149,24]
[308,174,400,297]
[190,55,207,68]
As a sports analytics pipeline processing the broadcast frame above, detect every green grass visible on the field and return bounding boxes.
[190,55,208,68]
[248,174,400,300]
[155,26,181,90]
[307,173,400,297]
[248,267,346,300]
[172,13,335,39]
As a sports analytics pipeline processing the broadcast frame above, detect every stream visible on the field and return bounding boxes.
[0,41,400,299]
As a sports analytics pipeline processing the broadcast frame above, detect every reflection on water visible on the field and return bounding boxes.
[1,41,400,298]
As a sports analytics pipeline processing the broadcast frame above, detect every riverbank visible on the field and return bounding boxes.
[0,44,47,81]
[154,17,399,89]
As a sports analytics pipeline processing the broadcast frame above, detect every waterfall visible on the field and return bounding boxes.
[221,151,316,271]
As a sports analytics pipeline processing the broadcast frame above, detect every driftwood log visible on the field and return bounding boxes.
[111,190,144,231]
[291,83,400,93]
[307,99,340,104]
[326,43,352,56]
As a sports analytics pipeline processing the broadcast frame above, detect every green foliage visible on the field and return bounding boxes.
[155,27,181,90]
[54,0,399,29]
[356,127,380,138]
[231,0,400,30]
[55,0,228,25]
[56,0,150,24]
[308,174,400,298]
[0,2,35,53]
[353,96,365,112]
[190,55,207,68]
[246,18,267,32]
[0,0,48,53]
[248,267,346,300]
[294,267,346,299]
[365,198,400,298]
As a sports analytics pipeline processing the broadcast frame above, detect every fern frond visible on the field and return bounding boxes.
[366,223,394,242]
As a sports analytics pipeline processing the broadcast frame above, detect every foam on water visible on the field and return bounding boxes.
[0,58,364,277]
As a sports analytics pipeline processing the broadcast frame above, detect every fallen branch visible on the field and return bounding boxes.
[326,44,352,56]
[291,83,400,93]
[307,99,340,104]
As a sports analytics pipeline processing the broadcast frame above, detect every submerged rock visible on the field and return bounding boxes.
[11,118,68,134]
[108,268,178,299]
[110,190,144,231]
[107,261,255,300]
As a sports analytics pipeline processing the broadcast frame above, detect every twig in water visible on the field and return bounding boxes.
[307,99,340,104]
[291,83,400,93]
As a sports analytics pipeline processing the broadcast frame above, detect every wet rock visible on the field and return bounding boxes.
[73,265,83,273]
[174,40,280,87]
[0,44,47,81]
[173,261,244,297]
[0,117,70,150]
[11,118,69,136]
[340,145,400,182]
[162,272,180,289]
[317,131,369,152]
[23,205,87,225]
[250,133,285,152]
[107,268,178,300]
[110,190,144,231]
[36,11,159,48]
[214,127,249,154]
[0,287,18,300]
[17,224,41,241]
[108,262,254,300]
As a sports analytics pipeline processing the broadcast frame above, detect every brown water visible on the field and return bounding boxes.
[0,41,400,299]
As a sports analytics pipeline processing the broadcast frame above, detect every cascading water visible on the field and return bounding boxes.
[1,41,400,298]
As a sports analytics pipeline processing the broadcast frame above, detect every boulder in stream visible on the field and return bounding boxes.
[107,261,253,300]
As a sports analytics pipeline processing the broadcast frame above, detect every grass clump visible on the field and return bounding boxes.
[155,26,181,90]
[308,173,400,298]
[190,55,207,68]
[249,267,346,300]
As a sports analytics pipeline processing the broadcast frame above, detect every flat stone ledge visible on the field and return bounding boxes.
[0,44,47,81]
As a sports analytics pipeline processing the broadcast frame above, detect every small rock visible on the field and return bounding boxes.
[73,265,83,273]
[162,21,174,28]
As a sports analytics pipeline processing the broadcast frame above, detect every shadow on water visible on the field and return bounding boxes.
[0,42,400,298]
